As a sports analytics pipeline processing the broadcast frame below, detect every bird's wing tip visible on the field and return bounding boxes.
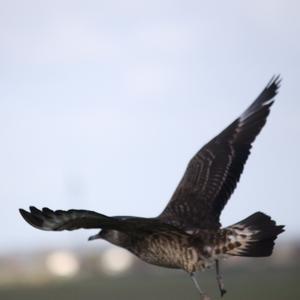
[19,207,44,229]
[268,74,282,90]
[19,208,30,218]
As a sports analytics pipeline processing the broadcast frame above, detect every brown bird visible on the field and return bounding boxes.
[20,76,284,300]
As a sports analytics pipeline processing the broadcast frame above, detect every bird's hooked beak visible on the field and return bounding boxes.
[88,233,101,241]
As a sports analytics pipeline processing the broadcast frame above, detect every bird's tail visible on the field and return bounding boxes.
[225,212,284,257]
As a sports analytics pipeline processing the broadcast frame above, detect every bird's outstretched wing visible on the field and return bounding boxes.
[19,207,118,231]
[159,76,281,230]
[20,206,177,233]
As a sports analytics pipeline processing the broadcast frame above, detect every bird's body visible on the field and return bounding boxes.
[20,76,284,299]
[129,229,226,273]
[131,230,213,273]
[96,212,282,274]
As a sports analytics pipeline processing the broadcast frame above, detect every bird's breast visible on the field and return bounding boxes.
[129,232,215,273]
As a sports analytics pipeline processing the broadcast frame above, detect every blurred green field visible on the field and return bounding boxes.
[1,263,299,300]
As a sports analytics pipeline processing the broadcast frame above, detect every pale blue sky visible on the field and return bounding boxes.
[0,0,299,253]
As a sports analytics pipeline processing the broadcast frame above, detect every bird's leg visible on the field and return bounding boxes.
[215,260,226,297]
[190,273,211,300]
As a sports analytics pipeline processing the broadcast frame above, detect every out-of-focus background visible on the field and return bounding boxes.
[0,0,299,299]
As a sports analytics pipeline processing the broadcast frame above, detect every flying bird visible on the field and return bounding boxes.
[20,76,284,300]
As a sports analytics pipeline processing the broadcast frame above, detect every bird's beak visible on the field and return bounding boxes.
[88,234,100,241]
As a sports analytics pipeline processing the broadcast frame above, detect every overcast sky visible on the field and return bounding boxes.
[0,0,299,253]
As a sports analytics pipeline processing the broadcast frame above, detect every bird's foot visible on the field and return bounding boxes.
[220,288,227,297]
[201,294,211,300]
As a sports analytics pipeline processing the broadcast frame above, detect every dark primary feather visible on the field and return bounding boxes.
[19,207,180,234]
[159,76,281,230]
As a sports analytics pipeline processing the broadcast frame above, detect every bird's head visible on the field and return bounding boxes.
[88,216,133,247]
[88,229,130,247]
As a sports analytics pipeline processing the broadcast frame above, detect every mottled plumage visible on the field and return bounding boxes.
[20,77,284,299]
